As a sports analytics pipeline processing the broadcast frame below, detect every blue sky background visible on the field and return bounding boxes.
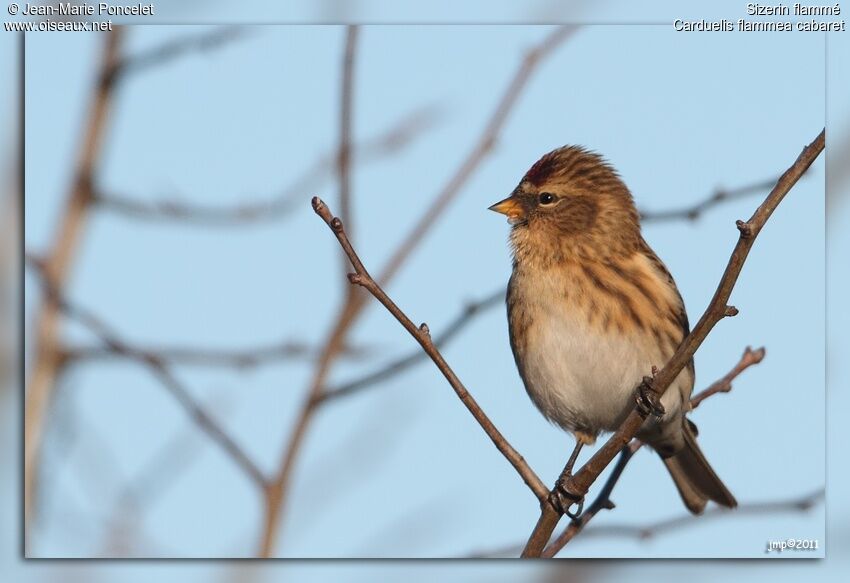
[3,4,848,581]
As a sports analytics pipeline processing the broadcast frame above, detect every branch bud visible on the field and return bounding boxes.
[736,220,754,238]
[347,272,362,285]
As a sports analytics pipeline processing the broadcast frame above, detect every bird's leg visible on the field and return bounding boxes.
[561,439,584,478]
[549,437,588,519]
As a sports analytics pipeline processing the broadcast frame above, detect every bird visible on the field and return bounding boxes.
[488,145,737,515]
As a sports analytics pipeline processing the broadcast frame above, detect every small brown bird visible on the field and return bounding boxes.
[489,145,737,514]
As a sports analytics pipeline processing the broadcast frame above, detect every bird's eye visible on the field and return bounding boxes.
[538,192,557,206]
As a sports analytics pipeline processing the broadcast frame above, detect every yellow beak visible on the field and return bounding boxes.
[488,196,525,221]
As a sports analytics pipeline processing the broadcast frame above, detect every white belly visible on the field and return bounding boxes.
[510,283,688,438]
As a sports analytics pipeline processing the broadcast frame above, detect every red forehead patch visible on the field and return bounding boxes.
[522,153,559,186]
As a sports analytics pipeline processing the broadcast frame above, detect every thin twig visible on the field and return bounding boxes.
[256,27,573,558]
[94,105,442,226]
[689,346,765,410]
[312,197,548,500]
[24,30,123,542]
[321,289,504,404]
[520,129,825,558]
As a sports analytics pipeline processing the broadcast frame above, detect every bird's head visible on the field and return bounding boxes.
[489,146,641,261]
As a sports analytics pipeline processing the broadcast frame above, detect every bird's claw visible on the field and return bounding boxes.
[549,479,584,519]
[635,377,665,418]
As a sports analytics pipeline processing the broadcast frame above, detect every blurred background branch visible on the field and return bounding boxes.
[579,489,824,542]
[93,105,442,226]
[117,26,249,78]
[24,29,124,545]
[321,289,504,404]
[639,176,794,223]
[26,253,268,489]
[62,337,373,368]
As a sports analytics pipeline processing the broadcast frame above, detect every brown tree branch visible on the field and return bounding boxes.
[312,196,549,500]
[256,27,573,558]
[24,29,123,541]
[520,128,825,558]
[93,105,442,226]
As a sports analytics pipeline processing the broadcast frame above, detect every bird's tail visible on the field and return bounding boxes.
[661,420,737,514]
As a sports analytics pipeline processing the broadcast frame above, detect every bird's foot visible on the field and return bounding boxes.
[635,377,665,418]
[549,478,584,519]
